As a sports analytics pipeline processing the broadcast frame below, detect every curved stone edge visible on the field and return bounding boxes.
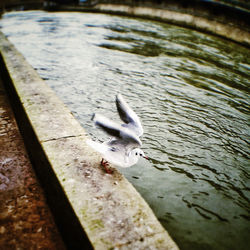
[0,31,179,249]
[63,3,250,47]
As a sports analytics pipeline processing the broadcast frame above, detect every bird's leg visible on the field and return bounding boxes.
[101,158,113,174]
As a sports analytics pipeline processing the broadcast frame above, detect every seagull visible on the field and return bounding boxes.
[87,94,148,173]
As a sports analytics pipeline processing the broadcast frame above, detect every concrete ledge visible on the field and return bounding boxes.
[0,31,178,249]
[93,4,250,47]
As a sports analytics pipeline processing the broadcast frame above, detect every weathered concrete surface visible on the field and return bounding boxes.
[0,74,65,248]
[93,4,250,46]
[0,31,179,249]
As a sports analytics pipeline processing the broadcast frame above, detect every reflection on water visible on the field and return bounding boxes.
[1,11,250,250]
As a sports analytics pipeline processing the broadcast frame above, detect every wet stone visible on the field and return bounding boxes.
[0,77,65,249]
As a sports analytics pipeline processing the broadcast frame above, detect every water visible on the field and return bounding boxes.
[1,11,250,250]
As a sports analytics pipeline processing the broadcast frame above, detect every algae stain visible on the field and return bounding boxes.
[89,219,105,231]
[80,208,104,231]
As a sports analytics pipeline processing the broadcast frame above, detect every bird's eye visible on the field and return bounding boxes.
[135,152,138,155]
[140,153,142,156]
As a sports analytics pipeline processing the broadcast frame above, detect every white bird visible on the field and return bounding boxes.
[87,94,148,173]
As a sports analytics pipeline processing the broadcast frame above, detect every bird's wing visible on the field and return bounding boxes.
[116,94,143,137]
[92,113,142,149]
[86,139,107,155]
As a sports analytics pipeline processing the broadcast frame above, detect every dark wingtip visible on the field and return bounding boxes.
[91,113,96,121]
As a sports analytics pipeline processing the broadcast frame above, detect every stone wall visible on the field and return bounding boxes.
[95,0,250,30]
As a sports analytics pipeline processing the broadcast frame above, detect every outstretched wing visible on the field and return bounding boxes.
[116,94,143,137]
[92,113,142,149]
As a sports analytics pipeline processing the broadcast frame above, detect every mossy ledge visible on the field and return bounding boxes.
[0,31,179,249]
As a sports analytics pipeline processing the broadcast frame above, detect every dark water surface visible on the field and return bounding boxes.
[1,11,249,250]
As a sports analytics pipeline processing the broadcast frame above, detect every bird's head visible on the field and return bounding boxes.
[133,148,149,160]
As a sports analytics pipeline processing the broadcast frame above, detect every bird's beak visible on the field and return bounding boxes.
[143,156,149,160]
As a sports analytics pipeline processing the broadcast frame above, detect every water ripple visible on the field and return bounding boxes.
[1,11,250,250]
